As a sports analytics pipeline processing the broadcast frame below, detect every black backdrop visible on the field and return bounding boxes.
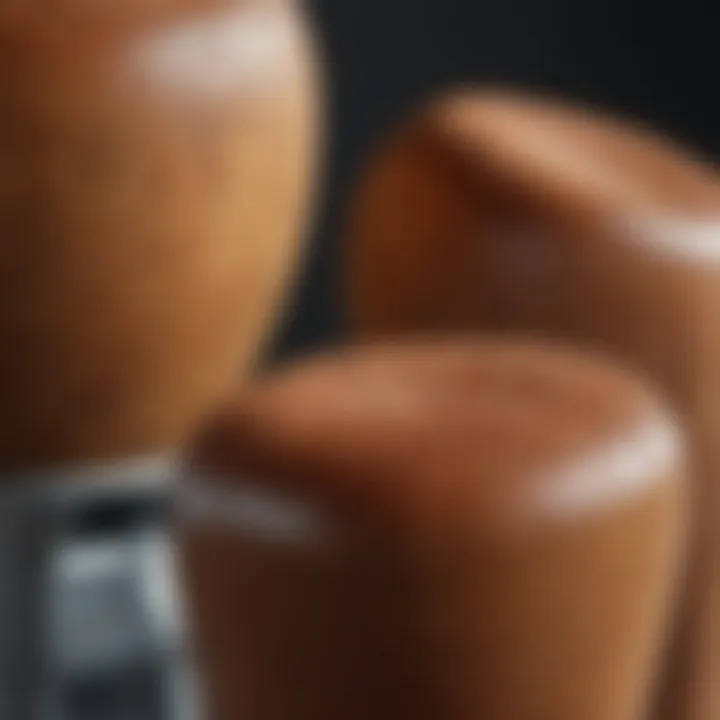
[272,0,720,359]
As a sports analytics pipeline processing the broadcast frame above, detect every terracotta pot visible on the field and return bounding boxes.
[345,89,720,720]
[180,340,685,720]
[0,0,320,466]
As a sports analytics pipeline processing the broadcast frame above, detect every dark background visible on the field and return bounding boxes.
[273,0,719,359]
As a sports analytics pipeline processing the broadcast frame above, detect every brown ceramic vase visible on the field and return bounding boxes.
[179,340,685,720]
[0,0,320,466]
[346,89,720,720]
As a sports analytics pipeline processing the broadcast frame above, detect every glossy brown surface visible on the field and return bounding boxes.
[346,89,720,720]
[0,0,319,466]
[180,340,685,720]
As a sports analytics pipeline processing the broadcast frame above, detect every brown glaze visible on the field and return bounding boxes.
[180,340,685,720]
[346,89,720,720]
[0,0,320,466]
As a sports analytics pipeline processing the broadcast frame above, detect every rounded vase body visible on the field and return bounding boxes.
[346,88,720,720]
[0,0,320,465]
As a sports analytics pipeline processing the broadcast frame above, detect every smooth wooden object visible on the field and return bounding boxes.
[0,0,319,466]
[346,90,720,720]
[180,340,685,720]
